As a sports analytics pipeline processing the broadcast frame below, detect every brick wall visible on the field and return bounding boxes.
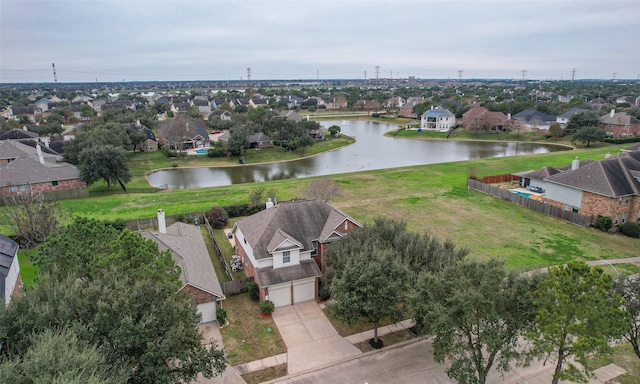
[179,284,217,305]
[1,178,86,196]
[236,241,267,300]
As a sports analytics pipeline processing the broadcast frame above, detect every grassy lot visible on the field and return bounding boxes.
[587,343,640,384]
[17,248,38,288]
[219,294,287,366]
[40,141,638,270]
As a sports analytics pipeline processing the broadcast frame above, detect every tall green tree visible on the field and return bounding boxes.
[565,110,599,135]
[571,126,605,147]
[614,276,640,360]
[78,145,131,191]
[527,261,625,384]
[36,217,180,284]
[0,328,129,384]
[412,259,539,384]
[326,217,467,287]
[329,248,408,344]
[0,271,226,384]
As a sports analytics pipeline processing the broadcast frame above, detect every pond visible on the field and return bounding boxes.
[146,120,568,189]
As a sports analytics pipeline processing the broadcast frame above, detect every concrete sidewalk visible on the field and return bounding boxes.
[232,316,415,376]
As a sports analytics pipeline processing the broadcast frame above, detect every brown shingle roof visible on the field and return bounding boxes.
[257,259,321,287]
[545,154,640,197]
[141,222,224,299]
[235,200,360,260]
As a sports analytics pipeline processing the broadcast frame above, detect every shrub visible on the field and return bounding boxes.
[216,308,227,324]
[259,300,275,315]
[175,213,185,223]
[593,215,613,232]
[247,281,259,301]
[619,222,640,238]
[318,286,330,301]
[371,113,380,118]
[206,206,229,229]
[207,146,227,158]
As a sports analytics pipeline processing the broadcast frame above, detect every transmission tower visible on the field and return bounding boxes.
[571,68,576,81]
[612,72,617,81]
[521,70,527,81]
[246,67,251,85]
[458,70,463,81]
[375,66,380,83]
[51,63,57,82]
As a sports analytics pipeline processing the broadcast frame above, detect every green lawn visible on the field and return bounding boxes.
[17,248,38,287]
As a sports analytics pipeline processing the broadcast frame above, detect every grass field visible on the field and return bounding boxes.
[36,140,637,271]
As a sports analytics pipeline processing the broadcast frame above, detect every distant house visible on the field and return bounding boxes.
[519,153,640,224]
[208,110,232,122]
[398,97,426,118]
[0,234,20,306]
[599,109,640,138]
[282,95,304,109]
[325,94,348,110]
[247,133,274,149]
[132,120,158,152]
[193,98,211,113]
[420,106,456,131]
[461,107,511,132]
[141,212,225,323]
[249,98,269,109]
[233,199,361,307]
[0,140,85,196]
[354,99,381,111]
[556,107,588,126]
[279,110,303,122]
[384,96,405,109]
[512,109,556,131]
[157,117,210,150]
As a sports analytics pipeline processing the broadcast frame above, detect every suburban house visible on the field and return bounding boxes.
[233,199,361,307]
[517,152,640,225]
[384,96,405,109]
[325,94,348,110]
[247,133,274,149]
[512,109,556,131]
[599,109,640,138]
[461,106,511,132]
[193,98,212,113]
[141,210,225,323]
[208,110,232,121]
[0,234,20,306]
[420,106,456,131]
[0,140,86,196]
[354,99,381,111]
[157,117,210,150]
[556,107,588,126]
[279,110,303,122]
[249,98,269,109]
[282,95,304,109]
[132,120,158,152]
[399,97,426,118]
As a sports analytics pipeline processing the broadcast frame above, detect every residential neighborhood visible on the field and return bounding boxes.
[1,77,640,384]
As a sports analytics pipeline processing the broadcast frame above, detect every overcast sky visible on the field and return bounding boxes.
[1,0,639,83]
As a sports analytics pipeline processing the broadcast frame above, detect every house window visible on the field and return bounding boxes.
[51,180,59,187]
[618,198,622,205]
[311,240,318,256]
[8,186,17,192]
[625,196,630,204]
[615,214,620,225]
[19,184,29,191]
[283,251,290,264]
[622,212,627,223]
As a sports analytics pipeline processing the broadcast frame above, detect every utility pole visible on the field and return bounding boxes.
[458,70,463,81]
[375,65,380,82]
[571,68,576,81]
[51,63,57,82]
[246,67,251,86]
[521,70,527,81]
[317,69,319,81]
[364,70,367,82]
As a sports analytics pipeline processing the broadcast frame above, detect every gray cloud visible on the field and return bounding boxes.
[1,0,639,82]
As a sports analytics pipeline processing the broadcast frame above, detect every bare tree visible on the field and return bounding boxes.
[303,178,342,203]
[0,191,70,248]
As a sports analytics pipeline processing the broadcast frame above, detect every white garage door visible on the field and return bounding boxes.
[197,301,217,324]
[268,284,291,307]
[293,280,315,304]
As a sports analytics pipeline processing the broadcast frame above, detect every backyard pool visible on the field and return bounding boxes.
[510,190,543,201]
[194,149,208,155]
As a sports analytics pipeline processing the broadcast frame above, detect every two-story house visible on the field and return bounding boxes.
[0,234,20,306]
[599,109,640,138]
[420,106,456,131]
[233,199,361,307]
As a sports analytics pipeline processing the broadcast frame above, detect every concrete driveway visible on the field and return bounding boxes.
[272,301,362,374]
[194,323,245,384]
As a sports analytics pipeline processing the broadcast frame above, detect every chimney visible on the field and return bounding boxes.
[571,156,580,170]
[266,198,274,209]
[36,143,45,165]
[157,209,167,234]
[610,109,615,118]
[507,113,512,120]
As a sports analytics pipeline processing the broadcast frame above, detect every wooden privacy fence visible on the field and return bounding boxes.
[467,179,594,227]
[221,277,254,296]
[203,215,234,282]
[481,174,521,184]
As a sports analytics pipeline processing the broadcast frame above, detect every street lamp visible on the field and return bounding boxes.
[601,259,620,277]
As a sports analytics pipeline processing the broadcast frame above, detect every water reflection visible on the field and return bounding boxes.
[147,121,566,189]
